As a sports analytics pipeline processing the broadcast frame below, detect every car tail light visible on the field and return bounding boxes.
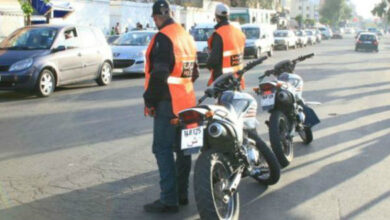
[179,111,203,124]
[357,40,362,44]
[373,41,378,45]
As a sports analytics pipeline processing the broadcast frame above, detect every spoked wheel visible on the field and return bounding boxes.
[299,126,313,145]
[96,61,112,86]
[269,110,294,168]
[194,150,239,220]
[36,69,55,97]
[247,131,280,185]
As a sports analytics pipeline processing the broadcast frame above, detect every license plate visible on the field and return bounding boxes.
[261,93,275,107]
[181,126,203,150]
[363,41,371,44]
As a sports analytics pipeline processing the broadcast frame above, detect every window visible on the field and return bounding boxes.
[57,28,79,49]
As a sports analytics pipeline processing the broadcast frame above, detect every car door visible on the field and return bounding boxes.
[52,28,83,83]
[77,27,102,78]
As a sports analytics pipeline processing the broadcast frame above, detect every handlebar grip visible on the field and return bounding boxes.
[198,95,207,104]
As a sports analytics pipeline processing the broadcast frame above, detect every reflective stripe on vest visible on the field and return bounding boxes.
[207,24,246,88]
[144,23,197,116]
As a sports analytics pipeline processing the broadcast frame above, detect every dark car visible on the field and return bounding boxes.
[355,33,379,52]
[0,25,113,97]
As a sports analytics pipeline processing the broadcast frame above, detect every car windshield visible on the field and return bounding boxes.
[274,32,288,37]
[113,32,154,46]
[242,28,260,39]
[191,28,214,41]
[295,31,303,36]
[0,27,57,50]
[359,35,376,41]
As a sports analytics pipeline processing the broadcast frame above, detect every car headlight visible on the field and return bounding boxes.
[9,58,34,72]
[136,50,146,58]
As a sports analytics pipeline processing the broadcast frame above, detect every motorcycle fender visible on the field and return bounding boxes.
[303,105,320,127]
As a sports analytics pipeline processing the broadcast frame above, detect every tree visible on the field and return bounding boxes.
[320,0,352,25]
[18,0,51,26]
[305,18,316,27]
[372,0,390,22]
[295,14,303,28]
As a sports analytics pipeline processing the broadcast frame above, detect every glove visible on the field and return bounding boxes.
[144,106,156,117]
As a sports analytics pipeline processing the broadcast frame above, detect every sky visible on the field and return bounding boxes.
[351,0,382,18]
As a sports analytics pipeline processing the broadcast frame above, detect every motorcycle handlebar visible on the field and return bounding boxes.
[237,56,268,79]
[293,53,315,64]
[198,94,208,104]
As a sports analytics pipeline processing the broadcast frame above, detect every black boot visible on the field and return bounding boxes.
[179,195,189,206]
[144,200,179,213]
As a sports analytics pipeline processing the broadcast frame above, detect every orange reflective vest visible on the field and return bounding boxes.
[207,24,246,88]
[144,23,197,116]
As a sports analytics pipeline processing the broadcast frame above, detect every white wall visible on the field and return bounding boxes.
[0,1,24,39]
[290,0,319,20]
[51,0,110,35]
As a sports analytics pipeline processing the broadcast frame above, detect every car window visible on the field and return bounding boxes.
[242,28,260,40]
[114,32,154,46]
[0,27,57,50]
[56,28,80,49]
[359,35,376,41]
[78,28,99,48]
[191,28,214,41]
[274,32,288,37]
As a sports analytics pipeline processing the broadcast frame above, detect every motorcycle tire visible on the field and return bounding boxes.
[194,150,239,220]
[248,131,281,185]
[299,126,313,145]
[269,110,294,168]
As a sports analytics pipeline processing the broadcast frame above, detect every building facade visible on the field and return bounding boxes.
[0,0,24,39]
[290,0,320,21]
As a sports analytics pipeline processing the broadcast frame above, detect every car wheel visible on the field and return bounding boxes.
[255,47,261,58]
[35,69,55,97]
[96,61,112,86]
[267,46,274,57]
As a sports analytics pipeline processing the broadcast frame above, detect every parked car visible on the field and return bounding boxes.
[0,25,113,97]
[242,24,274,58]
[332,30,343,39]
[314,29,322,43]
[305,30,317,45]
[110,30,156,74]
[274,30,297,50]
[294,30,308,47]
[190,23,215,65]
[319,27,333,40]
[355,32,379,52]
[106,35,120,45]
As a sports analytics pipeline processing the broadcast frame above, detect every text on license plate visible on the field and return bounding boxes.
[261,94,275,106]
[181,127,203,150]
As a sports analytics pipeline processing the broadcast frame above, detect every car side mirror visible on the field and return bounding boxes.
[52,45,66,53]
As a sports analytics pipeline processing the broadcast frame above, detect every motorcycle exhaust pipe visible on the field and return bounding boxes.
[277,91,290,103]
[208,122,227,138]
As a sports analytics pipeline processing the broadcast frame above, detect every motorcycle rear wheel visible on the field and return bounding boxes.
[248,131,280,185]
[269,110,294,168]
[194,150,239,220]
[299,126,313,145]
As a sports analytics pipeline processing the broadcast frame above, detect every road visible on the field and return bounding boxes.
[0,36,389,220]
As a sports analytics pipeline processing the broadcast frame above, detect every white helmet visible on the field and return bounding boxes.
[215,3,230,17]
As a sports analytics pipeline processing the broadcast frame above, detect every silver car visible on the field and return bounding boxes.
[0,25,113,97]
[111,31,156,74]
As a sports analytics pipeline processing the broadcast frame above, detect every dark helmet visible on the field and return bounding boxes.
[152,0,171,16]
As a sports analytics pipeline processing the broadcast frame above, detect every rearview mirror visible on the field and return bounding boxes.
[52,45,66,53]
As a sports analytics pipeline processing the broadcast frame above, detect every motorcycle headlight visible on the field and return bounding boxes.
[9,58,33,72]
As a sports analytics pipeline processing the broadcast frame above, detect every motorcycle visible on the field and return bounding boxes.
[177,57,280,220]
[254,53,320,168]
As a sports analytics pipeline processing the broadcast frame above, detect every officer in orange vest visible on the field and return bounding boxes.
[206,3,246,88]
[143,0,199,213]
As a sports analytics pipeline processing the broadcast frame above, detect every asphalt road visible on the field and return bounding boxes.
[0,36,389,220]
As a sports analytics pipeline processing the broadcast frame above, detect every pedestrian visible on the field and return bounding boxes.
[110,27,115,36]
[143,0,199,214]
[115,22,121,35]
[206,3,246,88]
[125,27,129,33]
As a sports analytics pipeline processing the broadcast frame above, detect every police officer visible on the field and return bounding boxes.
[143,0,199,213]
[206,3,246,88]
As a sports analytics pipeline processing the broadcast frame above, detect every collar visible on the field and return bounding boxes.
[215,20,229,29]
[159,18,175,30]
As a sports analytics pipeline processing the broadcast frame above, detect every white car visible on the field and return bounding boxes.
[274,30,297,50]
[295,30,308,47]
[190,23,215,65]
[111,30,156,74]
[305,30,317,45]
[242,24,274,58]
[319,27,333,40]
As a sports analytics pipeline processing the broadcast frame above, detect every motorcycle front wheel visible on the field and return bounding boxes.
[194,150,239,220]
[248,130,281,185]
[299,126,313,145]
[269,110,294,168]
